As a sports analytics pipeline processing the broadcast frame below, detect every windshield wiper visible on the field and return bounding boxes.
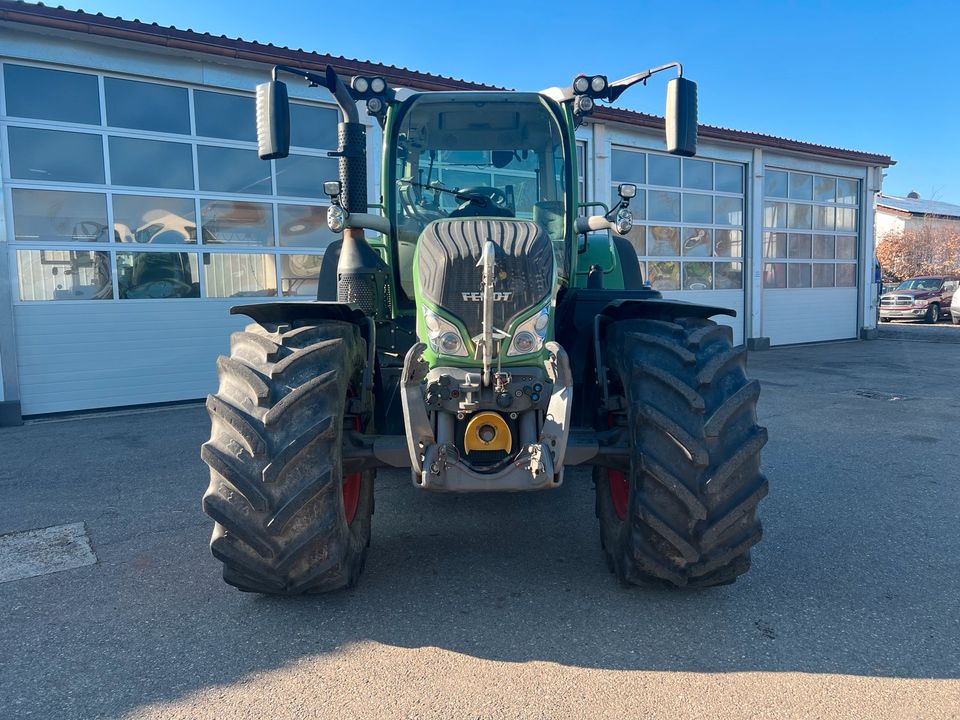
[398,178,489,206]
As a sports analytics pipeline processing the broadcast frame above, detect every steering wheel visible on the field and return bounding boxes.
[125,279,195,299]
[449,186,514,218]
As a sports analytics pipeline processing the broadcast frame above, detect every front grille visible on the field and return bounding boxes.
[881,295,913,307]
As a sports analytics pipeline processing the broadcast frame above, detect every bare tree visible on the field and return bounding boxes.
[876,217,960,280]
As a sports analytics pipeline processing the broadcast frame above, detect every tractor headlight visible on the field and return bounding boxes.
[352,76,370,94]
[507,300,551,356]
[590,75,608,94]
[327,204,347,233]
[423,308,468,357]
[573,76,590,94]
[615,208,634,235]
[370,77,387,94]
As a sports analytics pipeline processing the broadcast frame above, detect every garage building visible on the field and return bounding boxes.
[0,3,893,423]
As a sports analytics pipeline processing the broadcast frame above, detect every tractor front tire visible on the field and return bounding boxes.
[596,317,768,588]
[201,319,373,594]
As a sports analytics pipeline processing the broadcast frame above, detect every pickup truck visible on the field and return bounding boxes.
[879,275,960,323]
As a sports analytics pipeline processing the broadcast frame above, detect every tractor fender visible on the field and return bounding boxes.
[591,298,736,414]
[230,301,377,400]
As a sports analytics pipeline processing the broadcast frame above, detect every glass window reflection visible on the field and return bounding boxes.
[17,249,113,301]
[194,90,256,141]
[204,253,278,298]
[9,127,105,184]
[109,137,194,189]
[4,64,101,125]
[200,200,275,246]
[113,195,197,244]
[197,146,272,195]
[278,205,338,249]
[104,77,190,134]
[280,254,322,296]
[117,251,200,299]
[12,189,108,243]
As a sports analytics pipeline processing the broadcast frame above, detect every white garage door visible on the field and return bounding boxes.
[760,168,860,345]
[610,147,747,345]
[1,61,342,415]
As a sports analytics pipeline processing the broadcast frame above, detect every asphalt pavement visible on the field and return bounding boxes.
[1,331,958,719]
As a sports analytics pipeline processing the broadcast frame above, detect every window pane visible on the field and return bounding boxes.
[616,225,646,256]
[12,189,108,243]
[611,149,645,182]
[194,90,255,141]
[494,173,538,213]
[764,170,787,198]
[788,263,811,288]
[715,230,742,258]
[763,262,786,288]
[276,154,340,198]
[812,264,835,288]
[763,202,787,229]
[787,203,812,229]
[647,226,679,256]
[648,190,680,221]
[278,205,339,248]
[682,228,712,257]
[648,261,679,290]
[648,155,680,186]
[836,207,858,231]
[4,64,100,124]
[715,196,743,226]
[17,249,113,301]
[197,145,272,195]
[715,163,743,193]
[788,173,813,200]
[281,254,322,297]
[788,233,812,258]
[289,103,339,150]
[104,77,190,134]
[113,195,197,244]
[204,253,278,297]
[683,262,713,290]
[836,235,857,259]
[200,200,274,246]
[682,193,712,223]
[812,234,835,259]
[117,251,199,299]
[9,127,105,184]
[716,262,743,290]
[837,178,858,205]
[110,137,194,189]
[814,205,835,230]
[683,159,712,190]
[763,232,787,258]
[836,264,856,287]
[814,175,836,202]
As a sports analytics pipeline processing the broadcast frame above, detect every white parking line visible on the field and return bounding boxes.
[0,522,97,583]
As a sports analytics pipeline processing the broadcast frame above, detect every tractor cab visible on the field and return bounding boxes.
[388,92,572,301]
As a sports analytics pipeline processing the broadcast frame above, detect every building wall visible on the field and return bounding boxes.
[0,24,882,418]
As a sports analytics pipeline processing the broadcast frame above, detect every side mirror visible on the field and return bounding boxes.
[665,77,697,157]
[255,80,290,160]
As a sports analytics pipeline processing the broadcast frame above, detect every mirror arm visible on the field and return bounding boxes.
[606,61,683,103]
[271,64,359,123]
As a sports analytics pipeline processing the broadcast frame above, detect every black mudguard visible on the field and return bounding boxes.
[556,289,736,426]
[230,301,368,326]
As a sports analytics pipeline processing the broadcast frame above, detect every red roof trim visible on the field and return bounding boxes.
[0,1,894,166]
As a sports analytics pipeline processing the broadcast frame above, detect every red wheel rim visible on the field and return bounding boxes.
[343,388,362,524]
[607,469,629,521]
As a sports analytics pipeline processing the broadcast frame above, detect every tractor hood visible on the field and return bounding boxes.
[416,218,554,341]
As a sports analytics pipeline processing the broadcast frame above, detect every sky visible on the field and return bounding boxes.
[54,0,960,203]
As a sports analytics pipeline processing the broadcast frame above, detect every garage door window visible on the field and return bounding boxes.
[763,169,859,289]
[612,148,745,291]
[3,61,342,303]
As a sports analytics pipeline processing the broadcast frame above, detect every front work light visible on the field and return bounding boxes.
[370,77,387,94]
[590,75,607,94]
[615,208,634,235]
[352,76,369,93]
[573,76,590,94]
[327,204,347,233]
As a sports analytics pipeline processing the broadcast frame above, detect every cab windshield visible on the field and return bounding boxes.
[392,93,568,299]
[897,278,942,291]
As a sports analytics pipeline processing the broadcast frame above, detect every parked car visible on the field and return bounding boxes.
[879,275,960,323]
[952,285,960,325]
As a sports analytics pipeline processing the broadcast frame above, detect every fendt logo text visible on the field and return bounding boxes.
[461,291,513,301]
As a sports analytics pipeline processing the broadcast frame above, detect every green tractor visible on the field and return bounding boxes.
[201,62,768,593]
